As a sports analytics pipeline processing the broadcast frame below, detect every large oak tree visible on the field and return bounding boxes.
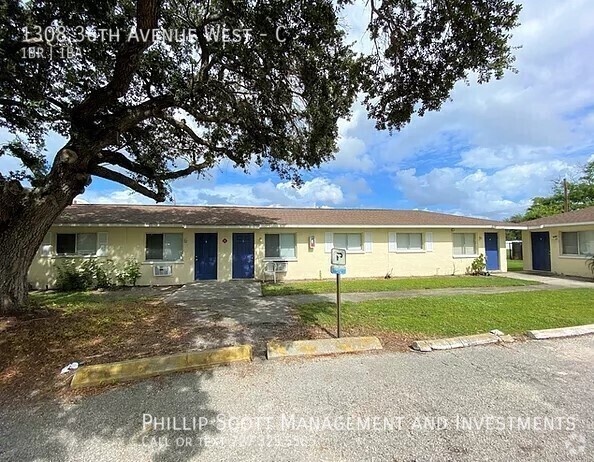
[0,0,521,312]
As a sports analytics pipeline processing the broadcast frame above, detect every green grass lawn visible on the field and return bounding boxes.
[29,290,151,314]
[507,259,524,272]
[262,275,537,296]
[297,289,594,337]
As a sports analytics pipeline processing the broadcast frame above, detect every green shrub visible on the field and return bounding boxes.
[115,258,142,286]
[78,259,97,288]
[94,260,114,288]
[55,260,93,291]
[81,258,115,289]
[588,255,594,278]
[466,254,487,276]
[55,259,115,291]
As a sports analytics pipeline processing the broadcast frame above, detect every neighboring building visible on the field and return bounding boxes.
[28,205,510,288]
[505,240,523,260]
[520,206,594,278]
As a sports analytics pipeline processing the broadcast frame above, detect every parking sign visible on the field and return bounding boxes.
[331,248,346,266]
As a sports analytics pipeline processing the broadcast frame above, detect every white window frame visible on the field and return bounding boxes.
[561,232,579,256]
[55,232,99,257]
[264,233,297,260]
[333,233,363,252]
[560,231,594,257]
[394,232,424,253]
[145,233,184,262]
[452,232,478,257]
[39,232,53,257]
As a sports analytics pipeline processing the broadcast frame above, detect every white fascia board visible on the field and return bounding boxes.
[496,225,527,230]
[525,221,594,230]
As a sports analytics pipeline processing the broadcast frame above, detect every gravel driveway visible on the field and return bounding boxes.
[1,336,592,461]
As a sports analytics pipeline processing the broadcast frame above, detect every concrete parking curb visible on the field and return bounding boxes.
[71,345,253,389]
[267,336,382,359]
[526,324,594,340]
[411,331,514,352]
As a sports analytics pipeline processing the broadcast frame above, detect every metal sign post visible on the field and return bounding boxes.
[330,248,347,338]
[336,272,341,338]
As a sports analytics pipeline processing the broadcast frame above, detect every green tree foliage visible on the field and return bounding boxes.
[513,160,594,222]
[0,0,522,310]
[1,0,522,197]
[504,217,522,241]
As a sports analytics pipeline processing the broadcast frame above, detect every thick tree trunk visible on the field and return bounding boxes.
[0,198,68,313]
[0,146,90,313]
[0,236,35,313]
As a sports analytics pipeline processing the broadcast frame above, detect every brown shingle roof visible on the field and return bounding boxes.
[55,204,509,228]
[522,206,594,227]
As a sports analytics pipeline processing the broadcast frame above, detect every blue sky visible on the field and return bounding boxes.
[2,0,594,220]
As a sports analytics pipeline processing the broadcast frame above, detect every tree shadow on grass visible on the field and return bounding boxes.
[296,301,338,337]
[261,282,319,297]
[0,370,221,462]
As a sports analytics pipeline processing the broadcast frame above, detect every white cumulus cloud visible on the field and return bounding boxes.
[395,159,579,219]
[78,177,346,208]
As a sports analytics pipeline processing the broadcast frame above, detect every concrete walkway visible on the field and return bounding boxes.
[495,271,594,287]
[275,273,594,305]
[164,281,300,355]
[275,284,544,305]
[165,280,263,302]
[165,281,295,325]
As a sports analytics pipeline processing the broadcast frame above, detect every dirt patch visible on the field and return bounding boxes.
[0,293,205,405]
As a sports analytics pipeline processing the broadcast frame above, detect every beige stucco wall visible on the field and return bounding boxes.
[29,226,198,289]
[255,228,506,281]
[522,226,594,278]
[28,226,507,288]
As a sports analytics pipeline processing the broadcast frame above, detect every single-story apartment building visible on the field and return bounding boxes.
[28,204,511,288]
[520,206,594,278]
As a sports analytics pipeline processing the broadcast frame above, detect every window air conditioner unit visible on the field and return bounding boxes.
[153,265,173,277]
[274,261,288,273]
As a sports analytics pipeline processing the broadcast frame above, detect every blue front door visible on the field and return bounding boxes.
[531,232,551,271]
[232,233,254,279]
[195,233,218,280]
[484,233,500,271]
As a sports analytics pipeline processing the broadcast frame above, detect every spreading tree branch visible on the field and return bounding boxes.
[160,162,209,180]
[72,0,160,119]
[0,98,27,108]
[160,115,208,145]
[47,97,69,112]
[98,149,209,184]
[90,165,166,202]
[98,149,155,177]
[115,95,176,131]
[159,114,235,156]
